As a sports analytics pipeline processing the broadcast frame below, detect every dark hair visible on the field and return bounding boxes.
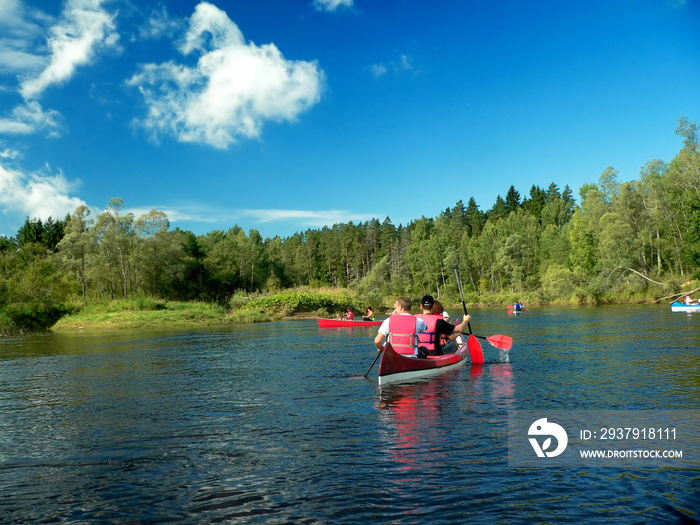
[420,295,434,308]
[431,300,444,315]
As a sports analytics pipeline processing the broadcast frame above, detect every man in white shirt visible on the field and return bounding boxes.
[374,297,427,353]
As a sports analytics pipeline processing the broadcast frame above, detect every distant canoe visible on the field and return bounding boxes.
[317,318,382,327]
[670,301,700,313]
[507,307,527,315]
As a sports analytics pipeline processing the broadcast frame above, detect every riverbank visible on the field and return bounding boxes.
[51,300,236,332]
[48,290,364,332]
[2,284,691,335]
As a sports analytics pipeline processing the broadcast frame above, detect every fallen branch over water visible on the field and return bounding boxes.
[609,267,668,287]
[656,286,700,304]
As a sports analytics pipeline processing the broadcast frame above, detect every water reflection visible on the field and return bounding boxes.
[377,378,451,471]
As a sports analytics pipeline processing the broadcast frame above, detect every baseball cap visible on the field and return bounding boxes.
[420,295,434,308]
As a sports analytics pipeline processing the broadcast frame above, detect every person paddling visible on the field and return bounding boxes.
[685,295,694,305]
[374,297,427,356]
[415,295,470,357]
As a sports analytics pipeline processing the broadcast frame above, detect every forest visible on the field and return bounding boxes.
[1,117,699,332]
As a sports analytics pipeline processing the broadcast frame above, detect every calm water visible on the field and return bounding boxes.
[0,305,698,524]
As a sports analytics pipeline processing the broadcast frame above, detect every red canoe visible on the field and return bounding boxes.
[378,335,477,385]
[317,318,382,328]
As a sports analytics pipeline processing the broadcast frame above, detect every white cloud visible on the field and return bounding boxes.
[137,4,182,40]
[128,1,324,148]
[240,208,377,227]
[122,202,378,231]
[19,0,120,100]
[0,101,63,136]
[0,148,22,160]
[0,117,35,135]
[0,0,117,138]
[312,0,354,12]
[0,162,85,221]
[369,64,387,77]
[0,0,52,76]
[369,53,414,78]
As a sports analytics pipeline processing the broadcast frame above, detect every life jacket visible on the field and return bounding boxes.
[415,314,439,351]
[387,314,418,355]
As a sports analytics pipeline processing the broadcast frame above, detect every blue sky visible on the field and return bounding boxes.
[1,0,699,239]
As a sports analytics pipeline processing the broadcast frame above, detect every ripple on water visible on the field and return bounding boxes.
[0,312,698,523]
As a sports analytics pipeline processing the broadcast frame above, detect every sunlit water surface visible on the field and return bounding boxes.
[0,305,698,523]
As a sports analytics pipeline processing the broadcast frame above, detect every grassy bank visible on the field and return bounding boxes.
[51,299,232,332]
[47,288,369,332]
[5,280,692,335]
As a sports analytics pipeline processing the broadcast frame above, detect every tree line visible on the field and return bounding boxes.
[1,117,698,326]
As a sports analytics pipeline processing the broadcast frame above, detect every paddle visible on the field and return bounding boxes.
[452,266,484,364]
[364,350,382,377]
[474,333,513,351]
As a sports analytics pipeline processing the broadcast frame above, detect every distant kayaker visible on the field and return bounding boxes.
[374,297,427,355]
[685,295,694,305]
[415,295,470,357]
[514,301,524,311]
[345,308,354,321]
[362,306,375,321]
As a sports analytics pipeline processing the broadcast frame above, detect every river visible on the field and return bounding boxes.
[0,305,698,523]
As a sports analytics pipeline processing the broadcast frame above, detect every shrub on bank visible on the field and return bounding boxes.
[0,311,17,335]
[227,309,273,323]
[2,302,75,332]
[240,290,364,317]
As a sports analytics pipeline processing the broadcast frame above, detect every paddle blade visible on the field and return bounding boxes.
[486,334,512,351]
[468,334,484,364]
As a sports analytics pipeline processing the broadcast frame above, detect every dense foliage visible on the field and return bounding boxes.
[1,117,699,331]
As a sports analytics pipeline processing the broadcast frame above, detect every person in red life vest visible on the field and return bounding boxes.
[433,300,471,352]
[415,295,471,357]
[374,297,427,356]
[345,308,354,321]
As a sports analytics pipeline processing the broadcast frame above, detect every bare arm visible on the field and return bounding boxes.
[374,332,385,352]
[448,315,471,340]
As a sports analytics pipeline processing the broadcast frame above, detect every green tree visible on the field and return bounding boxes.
[522,184,546,220]
[568,184,606,279]
[57,205,94,300]
[134,209,171,296]
[488,195,509,222]
[505,185,521,214]
[465,197,484,237]
[92,198,135,299]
